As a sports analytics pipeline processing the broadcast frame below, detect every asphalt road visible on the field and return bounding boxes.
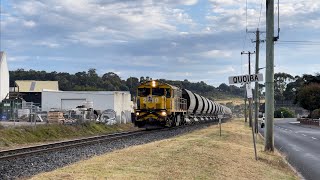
[259,118,320,180]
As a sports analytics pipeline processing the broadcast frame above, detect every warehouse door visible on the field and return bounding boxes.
[61,99,86,110]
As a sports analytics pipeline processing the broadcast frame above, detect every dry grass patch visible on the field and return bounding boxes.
[31,119,298,180]
[215,98,244,106]
[216,98,265,106]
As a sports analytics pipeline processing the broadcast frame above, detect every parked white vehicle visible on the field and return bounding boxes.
[261,116,265,128]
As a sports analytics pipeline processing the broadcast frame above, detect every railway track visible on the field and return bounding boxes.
[0,120,221,161]
[0,130,148,160]
[0,120,224,179]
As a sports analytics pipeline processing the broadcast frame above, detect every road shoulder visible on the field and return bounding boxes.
[258,131,304,180]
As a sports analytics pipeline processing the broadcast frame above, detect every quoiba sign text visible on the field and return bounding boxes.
[228,74,263,84]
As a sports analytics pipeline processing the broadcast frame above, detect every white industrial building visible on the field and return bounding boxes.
[0,52,9,102]
[41,91,133,123]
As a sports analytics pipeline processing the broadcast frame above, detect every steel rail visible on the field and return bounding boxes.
[0,120,223,161]
[0,130,148,160]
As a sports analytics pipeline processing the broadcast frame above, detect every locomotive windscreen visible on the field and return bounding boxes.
[138,88,150,97]
[152,88,165,96]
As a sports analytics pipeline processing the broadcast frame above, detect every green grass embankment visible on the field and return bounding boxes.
[0,123,137,149]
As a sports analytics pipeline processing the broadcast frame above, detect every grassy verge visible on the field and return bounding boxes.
[31,119,298,180]
[215,97,244,105]
[0,123,137,149]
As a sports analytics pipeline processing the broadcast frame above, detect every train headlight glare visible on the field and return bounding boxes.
[161,111,167,116]
[136,112,140,116]
[151,80,156,87]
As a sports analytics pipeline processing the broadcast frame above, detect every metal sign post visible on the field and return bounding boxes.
[251,121,258,160]
[219,118,221,136]
[218,114,223,137]
[247,84,258,160]
[228,74,259,160]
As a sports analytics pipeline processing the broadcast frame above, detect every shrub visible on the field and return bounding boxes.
[297,83,320,115]
[311,109,320,119]
[274,107,295,118]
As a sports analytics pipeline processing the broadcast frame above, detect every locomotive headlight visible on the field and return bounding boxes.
[151,80,156,87]
[161,111,167,116]
[136,112,140,116]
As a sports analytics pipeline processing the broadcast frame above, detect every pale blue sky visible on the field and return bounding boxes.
[1,0,319,86]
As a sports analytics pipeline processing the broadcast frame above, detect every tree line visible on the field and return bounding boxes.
[9,69,245,100]
[9,69,320,114]
[273,72,320,116]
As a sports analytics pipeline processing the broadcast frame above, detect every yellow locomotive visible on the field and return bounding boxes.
[134,80,187,128]
[133,79,232,128]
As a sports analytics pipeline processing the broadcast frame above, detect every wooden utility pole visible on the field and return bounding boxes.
[247,29,264,130]
[241,51,255,127]
[253,28,264,133]
[265,0,275,151]
[240,51,258,160]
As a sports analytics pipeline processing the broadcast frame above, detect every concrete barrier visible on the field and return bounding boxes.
[298,118,320,126]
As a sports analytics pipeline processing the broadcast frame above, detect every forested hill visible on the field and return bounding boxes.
[9,69,244,100]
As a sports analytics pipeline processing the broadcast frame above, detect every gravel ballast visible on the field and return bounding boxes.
[0,122,217,179]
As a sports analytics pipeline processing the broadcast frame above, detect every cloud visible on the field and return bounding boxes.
[199,50,233,58]
[13,1,46,16]
[1,0,319,86]
[34,41,60,48]
[1,0,201,51]
[7,56,30,62]
[208,66,235,74]
[156,0,198,6]
[23,20,36,28]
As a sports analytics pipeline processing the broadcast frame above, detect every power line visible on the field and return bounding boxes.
[276,43,320,46]
[279,40,320,43]
[277,40,320,46]
[246,0,248,32]
[241,51,244,74]
[241,0,250,75]
[242,31,248,50]
[257,0,263,28]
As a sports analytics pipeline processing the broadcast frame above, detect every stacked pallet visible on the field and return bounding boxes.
[48,111,65,124]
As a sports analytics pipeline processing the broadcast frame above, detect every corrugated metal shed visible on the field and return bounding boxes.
[15,80,59,92]
[41,91,133,123]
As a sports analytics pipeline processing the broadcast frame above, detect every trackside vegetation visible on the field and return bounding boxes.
[32,119,298,180]
[9,70,320,102]
[274,107,295,118]
[9,69,245,100]
[297,83,320,116]
[311,108,320,119]
[0,123,137,149]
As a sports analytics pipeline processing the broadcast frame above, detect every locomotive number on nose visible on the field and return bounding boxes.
[142,97,159,103]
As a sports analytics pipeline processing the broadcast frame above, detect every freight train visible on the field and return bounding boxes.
[133,80,232,128]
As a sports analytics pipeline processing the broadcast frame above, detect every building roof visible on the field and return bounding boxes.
[15,80,59,92]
